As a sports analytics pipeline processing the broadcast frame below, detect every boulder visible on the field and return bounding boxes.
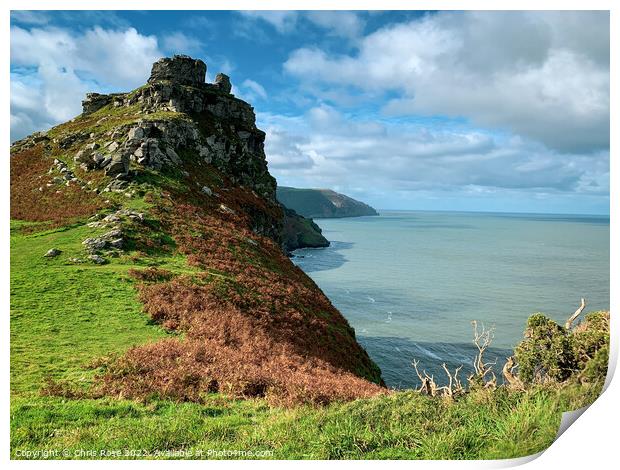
[104,154,129,176]
[88,254,107,265]
[43,248,62,258]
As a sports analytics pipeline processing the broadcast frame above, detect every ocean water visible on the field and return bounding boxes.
[292,211,610,389]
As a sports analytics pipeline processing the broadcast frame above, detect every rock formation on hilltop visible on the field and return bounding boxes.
[10,55,383,405]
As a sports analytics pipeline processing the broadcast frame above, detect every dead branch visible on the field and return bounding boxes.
[502,356,524,390]
[438,362,464,398]
[412,359,438,397]
[565,298,586,330]
[469,321,497,387]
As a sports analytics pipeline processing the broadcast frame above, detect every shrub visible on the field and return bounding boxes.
[515,311,609,385]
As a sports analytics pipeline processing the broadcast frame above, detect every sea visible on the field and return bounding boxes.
[292,210,610,389]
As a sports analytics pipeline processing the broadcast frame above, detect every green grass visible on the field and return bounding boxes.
[11,216,601,460]
[11,391,560,459]
[10,387,570,460]
[9,218,196,394]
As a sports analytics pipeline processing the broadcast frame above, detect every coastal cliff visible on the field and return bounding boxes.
[277,186,379,218]
[10,55,383,404]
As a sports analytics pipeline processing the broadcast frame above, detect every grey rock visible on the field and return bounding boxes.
[104,154,129,176]
[109,238,124,249]
[102,229,123,240]
[201,186,213,196]
[215,73,232,93]
[128,127,144,141]
[107,141,120,152]
[99,156,112,168]
[88,254,107,265]
[44,248,62,258]
[82,237,107,252]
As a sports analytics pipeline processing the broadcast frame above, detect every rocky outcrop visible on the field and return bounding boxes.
[282,207,330,252]
[148,55,206,86]
[77,55,275,202]
[277,187,379,218]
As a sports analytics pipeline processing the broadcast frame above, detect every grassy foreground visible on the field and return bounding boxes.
[10,217,605,459]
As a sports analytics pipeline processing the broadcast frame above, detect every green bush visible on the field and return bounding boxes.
[515,311,609,385]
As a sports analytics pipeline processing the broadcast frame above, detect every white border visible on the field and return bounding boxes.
[2,1,617,468]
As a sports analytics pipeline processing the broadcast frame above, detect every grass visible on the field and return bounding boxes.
[11,388,569,460]
[9,218,197,394]
[10,214,605,460]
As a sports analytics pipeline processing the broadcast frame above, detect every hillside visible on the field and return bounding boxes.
[10,55,609,460]
[10,55,382,405]
[277,187,378,218]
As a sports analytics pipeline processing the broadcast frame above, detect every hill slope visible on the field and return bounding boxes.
[277,187,378,218]
[10,55,382,405]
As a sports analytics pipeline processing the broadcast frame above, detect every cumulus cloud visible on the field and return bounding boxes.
[239,10,365,38]
[240,11,299,33]
[10,25,162,140]
[260,105,609,198]
[284,11,609,153]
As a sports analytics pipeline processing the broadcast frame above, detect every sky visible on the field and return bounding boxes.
[10,10,610,214]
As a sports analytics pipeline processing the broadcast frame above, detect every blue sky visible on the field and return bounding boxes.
[10,10,610,214]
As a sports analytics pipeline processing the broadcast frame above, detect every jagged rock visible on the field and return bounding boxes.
[92,152,105,165]
[104,154,129,176]
[148,55,206,86]
[201,186,212,196]
[128,127,144,141]
[82,237,107,253]
[109,238,124,249]
[43,248,62,258]
[106,141,120,152]
[88,254,107,265]
[99,156,112,169]
[215,73,232,93]
[102,229,123,240]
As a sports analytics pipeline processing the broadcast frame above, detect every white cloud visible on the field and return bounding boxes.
[239,11,365,39]
[284,11,609,153]
[161,32,204,55]
[240,11,299,33]
[305,11,365,38]
[11,26,161,89]
[242,79,267,100]
[259,105,609,198]
[10,25,163,140]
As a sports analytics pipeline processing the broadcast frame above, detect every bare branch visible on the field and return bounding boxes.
[469,321,498,389]
[502,356,524,390]
[565,298,586,330]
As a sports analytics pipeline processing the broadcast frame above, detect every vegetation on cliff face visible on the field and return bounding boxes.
[10,55,609,459]
[277,187,378,219]
[281,207,330,252]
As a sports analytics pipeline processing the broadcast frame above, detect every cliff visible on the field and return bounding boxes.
[277,186,379,218]
[10,55,383,405]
